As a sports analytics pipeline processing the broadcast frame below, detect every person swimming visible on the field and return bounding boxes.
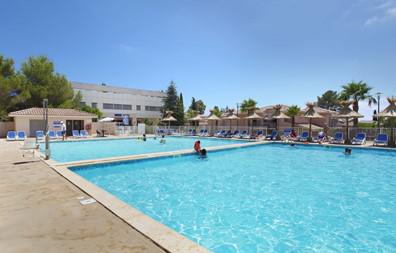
[160,135,166,144]
[194,140,201,153]
[199,148,207,159]
[142,133,147,141]
[344,148,352,155]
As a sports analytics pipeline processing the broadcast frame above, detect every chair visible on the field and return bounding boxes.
[351,132,366,145]
[17,131,26,141]
[48,130,57,139]
[373,133,388,146]
[202,129,209,136]
[330,132,344,144]
[199,129,204,136]
[255,130,264,138]
[231,130,240,138]
[56,130,64,139]
[36,131,44,141]
[215,130,225,137]
[20,139,38,158]
[6,131,17,141]
[72,130,81,138]
[282,128,292,140]
[80,130,89,138]
[298,131,309,142]
[266,130,277,140]
[191,129,197,136]
[240,130,250,139]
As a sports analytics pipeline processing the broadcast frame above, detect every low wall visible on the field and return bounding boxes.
[0,122,15,138]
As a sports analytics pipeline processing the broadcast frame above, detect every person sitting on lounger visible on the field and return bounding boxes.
[194,140,201,153]
[290,129,297,139]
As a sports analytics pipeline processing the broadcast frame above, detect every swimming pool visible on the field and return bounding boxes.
[73,144,396,252]
[44,136,245,162]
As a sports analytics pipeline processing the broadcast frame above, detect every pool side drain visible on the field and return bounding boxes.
[79,198,97,205]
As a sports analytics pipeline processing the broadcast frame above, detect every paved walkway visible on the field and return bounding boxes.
[0,140,166,253]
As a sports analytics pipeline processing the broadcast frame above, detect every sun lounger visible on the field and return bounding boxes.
[231,130,240,138]
[298,131,309,142]
[36,131,44,141]
[330,132,344,144]
[56,130,64,139]
[373,133,388,146]
[240,130,250,139]
[48,130,56,139]
[266,131,277,140]
[351,132,366,145]
[6,131,17,141]
[20,139,38,158]
[281,128,292,140]
[72,130,81,138]
[255,130,264,138]
[215,130,225,137]
[313,134,326,143]
[17,131,26,141]
[80,130,89,138]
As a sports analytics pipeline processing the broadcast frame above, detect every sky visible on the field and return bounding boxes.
[1,0,395,119]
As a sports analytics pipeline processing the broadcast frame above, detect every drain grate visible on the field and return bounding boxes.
[80,198,97,205]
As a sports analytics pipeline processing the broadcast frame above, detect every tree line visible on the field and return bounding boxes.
[0,54,102,120]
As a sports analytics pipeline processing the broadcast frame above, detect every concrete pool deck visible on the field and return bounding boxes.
[0,140,167,253]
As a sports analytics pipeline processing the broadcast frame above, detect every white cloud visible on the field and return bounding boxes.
[364,2,396,26]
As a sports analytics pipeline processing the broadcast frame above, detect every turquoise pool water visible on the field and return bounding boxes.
[73,144,396,252]
[44,137,244,162]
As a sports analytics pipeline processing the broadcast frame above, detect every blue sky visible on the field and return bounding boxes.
[1,0,395,119]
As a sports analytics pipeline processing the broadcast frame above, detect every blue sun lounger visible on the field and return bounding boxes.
[6,131,17,141]
[373,133,388,146]
[351,132,366,145]
[36,131,44,141]
[56,130,64,139]
[17,131,26,141]
[231,130,240,138]
[80,130,89,138]
[330,132,344,144]
[266,131,277,140]
[298,131,309,142]
[48,130,57,139]
[72,130,81,138]
[240,130,250,139]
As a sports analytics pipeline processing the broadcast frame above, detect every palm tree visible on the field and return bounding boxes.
[285,105,301,128]
[240,98,258,114]
[339,81,377,126]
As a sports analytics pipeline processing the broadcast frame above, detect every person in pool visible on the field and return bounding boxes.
[142,133,147,141]
[199,148,207,159]
[160,135,166,144]
[344,148,352,155]
[194,140,201,153]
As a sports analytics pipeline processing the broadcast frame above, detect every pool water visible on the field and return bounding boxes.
[44,136,244,162]
[73,144,396,252]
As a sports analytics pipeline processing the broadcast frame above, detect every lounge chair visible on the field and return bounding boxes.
[80,130,89,138]
[48,130,57,139]
[330,132,344,144]
[298,131,309,142]
[56,130,64,139]
[240,130,250,139]
[231,130,240,138]
[201,129,209,137]
[265,130,277,140]
[6,131,17,141]
[255,130,264,138]
[281,128,292,140]
[20,139,38,158]
[373,133,388,146]
[199,129,204,136]
[36,131,44,141]
[72,130,81,138]
[17,131,26,141]
[351,132,366,145]
[191,129,197,136]
[313,134,326,143]
[215,130,225,137]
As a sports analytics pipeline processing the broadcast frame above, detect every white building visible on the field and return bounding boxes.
[72,82,166,125]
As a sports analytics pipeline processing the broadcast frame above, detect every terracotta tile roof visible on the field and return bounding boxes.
[9,108,97,118]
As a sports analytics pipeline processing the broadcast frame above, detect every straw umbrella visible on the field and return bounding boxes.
[162,115,177,129]
[273,105,290,138]
[333,101,363,144]
[188,114,202,130]
[375,97,396,147]
[303,102,323,141]
[246,112,262,134]
[224,113,240,132]
[207,113,220,133]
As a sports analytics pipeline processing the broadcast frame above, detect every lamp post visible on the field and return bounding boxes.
[43,99,50,160]
[376,92,382,128]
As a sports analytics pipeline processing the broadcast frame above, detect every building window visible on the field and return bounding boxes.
[122,104,132,110]
[145,106,162,112]
[114,104,123,110]
[103,103,113,109]
[136,105,141,111]
[80,102,86,106]
[91,102,97,109]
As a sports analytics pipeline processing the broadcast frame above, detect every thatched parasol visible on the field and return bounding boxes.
[246,112,262,134]
[375,97,396,146]
[333,101,363,144]
[223,113,240,131]
[303,102,323,141]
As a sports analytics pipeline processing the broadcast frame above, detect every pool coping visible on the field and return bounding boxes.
[42,138,395,253]
[45,140,266,253]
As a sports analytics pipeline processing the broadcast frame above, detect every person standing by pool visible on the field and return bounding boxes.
[194,140,201,153]
[61,121,67,141]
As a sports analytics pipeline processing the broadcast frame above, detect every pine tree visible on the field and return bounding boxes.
[174,93,185,125]
[162,80,178,115]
